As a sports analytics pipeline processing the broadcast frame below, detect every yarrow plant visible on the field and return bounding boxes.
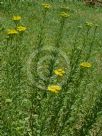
[7,29,18,44]
[12,15,21,26]
[1,1,101,136]
[17,26,27,32]
[7,29,18,35]
[48,85,61,93]
[42,3,51,10]
[54,68,65,77]
[80,62,92,68]
[12,15,21,21]
[60,11,70,18]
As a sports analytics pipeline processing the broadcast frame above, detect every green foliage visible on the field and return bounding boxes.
[1,0,102,136]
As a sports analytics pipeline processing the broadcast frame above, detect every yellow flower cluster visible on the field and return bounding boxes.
[7,26,26,35]
[47,68,65,94]
[42,3,51,9]
[80,62,92,68]
[7,29,18,35]
[48,85,61,93]
[54,68,65,77]
[12,15,21,21]
[60,12,70,18]
[7,15,26,36]
[17,26,27,32]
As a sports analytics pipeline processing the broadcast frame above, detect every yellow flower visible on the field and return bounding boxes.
[54,68,65,77]
[80,62,92,68]
[60,12,70,18]
[17,26,27,32]
[7,29,18,35]
[42,3,51,9]
[12,15,21,21]
[48,85,61,93]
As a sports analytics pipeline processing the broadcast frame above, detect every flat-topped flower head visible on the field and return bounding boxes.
[17,26,27,32]
[12,15,21,21]
[7,29,18,35]
[85,22,93,28]
[54,68,65,77]
[42,3,51,9]
[80,62,92,68]
[48,85,61,93]
[60,12,70,18]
